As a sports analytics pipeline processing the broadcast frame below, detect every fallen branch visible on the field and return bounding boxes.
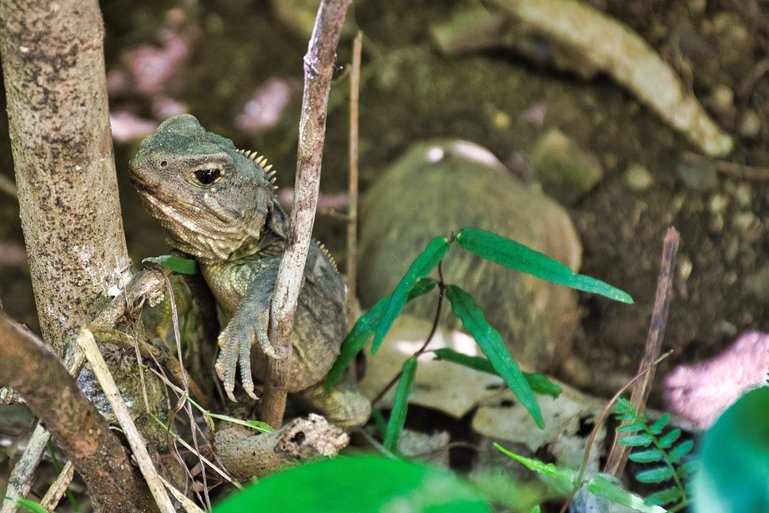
[0,315,157,513]
[492,0,733,157]
[262,0,352,428]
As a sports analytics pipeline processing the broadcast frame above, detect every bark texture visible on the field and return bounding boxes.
[0,0,130,354]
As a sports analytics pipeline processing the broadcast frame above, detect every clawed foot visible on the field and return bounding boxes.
[215,311,278,401]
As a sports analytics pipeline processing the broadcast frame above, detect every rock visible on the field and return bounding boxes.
[624,162,653,191]
[676,160,718,191]
[530,128,604,204]
[358,140,582,371]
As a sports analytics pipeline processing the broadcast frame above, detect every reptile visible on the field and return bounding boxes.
[129,114,370,427]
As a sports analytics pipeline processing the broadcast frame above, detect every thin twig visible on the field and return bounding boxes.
[558,350,673,513]
[0,173,16,198]
[603,227,679,477]
[262,0,352,428]
[40,461,74,512]
[347,32,363,320]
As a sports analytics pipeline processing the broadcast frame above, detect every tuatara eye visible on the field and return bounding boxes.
[194,168,222,185]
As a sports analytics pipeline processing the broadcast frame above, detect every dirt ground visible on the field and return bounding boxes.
[2,0,769,408]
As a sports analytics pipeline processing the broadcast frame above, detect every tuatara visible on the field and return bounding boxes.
[129,114,369,427]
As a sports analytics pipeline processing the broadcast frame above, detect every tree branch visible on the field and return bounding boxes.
[0,315,157,513]
[262,0,352,428]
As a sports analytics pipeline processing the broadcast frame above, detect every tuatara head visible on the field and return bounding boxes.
[130,114,286,262]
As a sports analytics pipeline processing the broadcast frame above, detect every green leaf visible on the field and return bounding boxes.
[213,455,492,513]
[619,433,653,447]
[142,255,198,275]
[383,356,418,453]
[635,466,674,483]
[5,499,50,513]
[658,428,682,449]
[628,448,663,464]
[670,439,694,463]
[325,278,435,389]
[431,348,561,398]
[646,486,683,507]
[494,444,575,489]
[529,507,541,513]
[446,286,543,428]
[455,227,633,304]
[586,475,667,513]
[649,413,671,435]
[616,422,645,433]
[373,237,451,352]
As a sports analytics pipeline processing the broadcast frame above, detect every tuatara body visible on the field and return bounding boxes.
[129,114,369,427]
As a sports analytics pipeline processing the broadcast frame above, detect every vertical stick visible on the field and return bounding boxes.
[347,32,363,320]
[603,227,680,477]
[262,0,352,429]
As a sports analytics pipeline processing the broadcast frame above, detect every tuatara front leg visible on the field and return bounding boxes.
[205,257,281,402]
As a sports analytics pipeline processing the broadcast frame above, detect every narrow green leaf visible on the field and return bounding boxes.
[373,237,451,352]
[586,475,668,513]
[649,413,671,435]
[456,227,633,304]
[658,428,682,449]
[628,448,663,464]
[618,433,653,447]
[529,506,541,513]
[645,486,683,507]
[616,422,645,433]
[10,499,50,513]
[613,397,634,415]
[669,439,694,464]
[446,286,543,428]
[143,255,198,275]
[383,357,418,453]
[494,444,575,488]
[325,278,436,389]
[431,348,561,398]
[635,466,674,484]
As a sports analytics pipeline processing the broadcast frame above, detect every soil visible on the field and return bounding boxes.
[2,0,769,418]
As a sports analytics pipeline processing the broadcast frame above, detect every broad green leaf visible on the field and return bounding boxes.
[142,255,198,275]
[646,486,683,507]
[455,227,633,304]
[447,286,543,427]
[213,455,491,513]
[494,443,575,489]
[628,448,663,464]
[325,278,435,389]
[670,439,694,463]
[373,237,451,352]
[431,348,561,398]
[619,433,653,447]
[649,413,671,435]
[658,428,682,449]
[383,356,418,453]
[635,466,674,484]
[586,475,667,513]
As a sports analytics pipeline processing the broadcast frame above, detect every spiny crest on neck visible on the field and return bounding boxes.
[236,148,278,190]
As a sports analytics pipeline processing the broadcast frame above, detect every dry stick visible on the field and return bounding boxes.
[40,461,74,512]
[347,32,363,320]
[491,0,732,157]
[262,0,352,429]
[603,227,679,477]
[0,317,157,513]
[0,174,16,198]
[76,328,176,513]
[0,270,166,513]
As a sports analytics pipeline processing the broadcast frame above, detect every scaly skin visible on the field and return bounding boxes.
[130,114,369,427]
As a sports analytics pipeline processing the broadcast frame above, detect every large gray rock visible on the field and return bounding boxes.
[358,140,582,371]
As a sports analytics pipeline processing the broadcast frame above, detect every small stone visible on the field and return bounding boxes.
[530,128,604,204]
[738,109,762,138]
[676,161,718,191]
[624,162,653,191]
[709,84,734,114]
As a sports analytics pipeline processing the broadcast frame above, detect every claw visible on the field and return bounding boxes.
[239,336,258,400]
[215,340,238,402]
